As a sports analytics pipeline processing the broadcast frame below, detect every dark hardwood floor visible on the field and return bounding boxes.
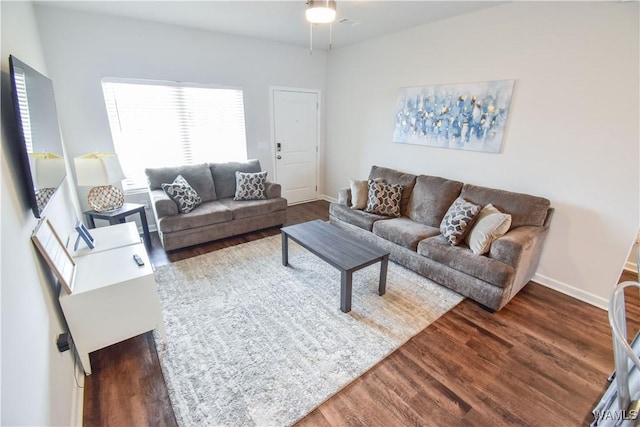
[82,200,639,426]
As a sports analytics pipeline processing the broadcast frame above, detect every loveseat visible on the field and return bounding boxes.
[329,165,553,311]
[145,160,287,251]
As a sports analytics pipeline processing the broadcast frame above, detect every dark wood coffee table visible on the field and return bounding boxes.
[281,220,390,313]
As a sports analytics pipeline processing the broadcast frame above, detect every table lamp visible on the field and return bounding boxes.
[74,153,126,212]
[29,152,66,211]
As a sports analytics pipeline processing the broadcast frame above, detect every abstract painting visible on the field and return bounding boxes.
[393,80,515,153]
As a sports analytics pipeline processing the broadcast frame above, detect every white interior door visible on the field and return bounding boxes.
[273,89,318,204]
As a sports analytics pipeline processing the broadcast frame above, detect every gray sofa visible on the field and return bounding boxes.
[329,165,553,311]
[145,160,287,251]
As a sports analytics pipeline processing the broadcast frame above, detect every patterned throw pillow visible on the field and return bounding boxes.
[440,197,482,245]
[162,175,202,214]
[234,171,268,201]
[365,180,403,217]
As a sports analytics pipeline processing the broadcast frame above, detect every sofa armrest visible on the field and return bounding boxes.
[338,187,352,206]
[265,181,281,199]
[150,189,178,218]
[489,225,548,268]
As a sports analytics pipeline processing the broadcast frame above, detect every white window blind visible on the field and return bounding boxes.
[13,68,34,153]
[101,78,247,191]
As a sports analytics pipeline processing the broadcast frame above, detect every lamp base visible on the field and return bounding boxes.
[87,185,125,212]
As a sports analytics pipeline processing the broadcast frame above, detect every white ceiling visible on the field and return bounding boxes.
[38,1,504,50]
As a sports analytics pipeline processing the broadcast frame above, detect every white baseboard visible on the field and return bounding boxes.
[137,224,157,234]
[318,194,337,203]
[533,273,608,310]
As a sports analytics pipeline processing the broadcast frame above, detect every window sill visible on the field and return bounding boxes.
[124,188,149,196]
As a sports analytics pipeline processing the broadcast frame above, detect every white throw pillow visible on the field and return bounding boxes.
[465,204,512,255]
[350,178,383,210]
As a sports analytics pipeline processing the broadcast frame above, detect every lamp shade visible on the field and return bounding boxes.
[74,153,125,186]
[306,0,337,24]
[29,152,65,188]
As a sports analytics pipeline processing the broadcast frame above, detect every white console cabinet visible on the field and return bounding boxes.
[60,223,166,375]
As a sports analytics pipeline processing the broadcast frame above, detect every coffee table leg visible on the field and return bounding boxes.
[341,270,352,313]
[281,231,289,266]
[379,254,389,296]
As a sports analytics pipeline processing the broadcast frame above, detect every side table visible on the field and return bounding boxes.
[84,203,150,247]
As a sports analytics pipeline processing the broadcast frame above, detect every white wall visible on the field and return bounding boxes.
[1,2,83,425]
[324,2,639,307]
[33,5,328,229]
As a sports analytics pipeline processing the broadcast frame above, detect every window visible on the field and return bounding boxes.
[101,78,247,191]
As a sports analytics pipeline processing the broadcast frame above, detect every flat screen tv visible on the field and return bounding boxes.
[9,55,67,218]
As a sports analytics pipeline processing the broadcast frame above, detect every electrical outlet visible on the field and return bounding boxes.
[56,332,71,353]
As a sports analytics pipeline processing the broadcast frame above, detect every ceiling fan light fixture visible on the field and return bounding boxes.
[305,0,337,24]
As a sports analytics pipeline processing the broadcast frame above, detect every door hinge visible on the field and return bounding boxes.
[316,146,318,153]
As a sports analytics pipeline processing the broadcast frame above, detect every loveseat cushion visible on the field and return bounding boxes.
[407,175,463,227]
[417,236,515,288]
[210,160,261,200]
[460,184,550,228]
[329,202,387,231]
[372,217,440,251]
[219,198,287,220]
[145,163,217,202]
[158,201,232,233]
[368,166,417,216]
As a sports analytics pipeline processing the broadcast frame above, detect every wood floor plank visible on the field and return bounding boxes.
[82,200,637,427]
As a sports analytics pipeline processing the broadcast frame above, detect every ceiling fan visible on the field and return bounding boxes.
[305,0,337,53]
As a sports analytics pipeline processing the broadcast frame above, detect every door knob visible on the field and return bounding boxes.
[277,155,282,159]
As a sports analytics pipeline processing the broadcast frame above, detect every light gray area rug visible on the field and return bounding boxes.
[153,234,463,427]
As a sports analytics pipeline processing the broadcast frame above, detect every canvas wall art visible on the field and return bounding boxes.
[393,80,515,153]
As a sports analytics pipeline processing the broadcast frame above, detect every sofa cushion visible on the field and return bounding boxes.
[368,165,417,216]
[460,184,550,228]
[365,180,403,217]
[210,160,261,200]
[465,204,512,255]
[161,175,202,214]
[440,197,482,245]
[329,202,387,231]
[158,201,233,233]
[234,171,267,201]
[145,163,216,202]
[372,218,440,251]
[219,198,287,220]
[407,175,463,227]
[417,236,515,288]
